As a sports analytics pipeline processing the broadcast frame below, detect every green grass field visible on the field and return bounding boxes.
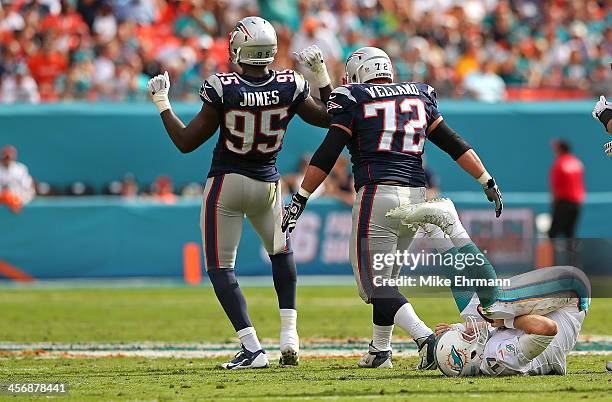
[0,286,610,401]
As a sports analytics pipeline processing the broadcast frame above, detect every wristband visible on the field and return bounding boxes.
[477,171,492,186]
[298,187,311,199]
[153,95,171,114]
[314,65,331,88]
[599,108,612,128]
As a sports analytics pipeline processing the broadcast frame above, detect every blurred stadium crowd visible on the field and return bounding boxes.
[0,0,610,104]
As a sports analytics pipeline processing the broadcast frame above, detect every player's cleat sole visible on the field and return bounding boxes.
[279,347,299,366]
[220,345,269,370]
[358,341,393,368]
[417,334,438,370]
[386,197,459,236]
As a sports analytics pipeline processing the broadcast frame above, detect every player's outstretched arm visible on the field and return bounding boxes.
[281,124,351,232]
[427,117,503,217]
[147,72,220,153]
[296,96,331,128]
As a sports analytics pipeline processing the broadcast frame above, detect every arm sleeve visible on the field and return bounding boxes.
[309,126,351,174]
[199,75,223,111]
[327,85,358,130]
[427,120,472,160]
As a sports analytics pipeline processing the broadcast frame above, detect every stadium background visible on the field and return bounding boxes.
[0,0,610,282]
[0,1,611,400]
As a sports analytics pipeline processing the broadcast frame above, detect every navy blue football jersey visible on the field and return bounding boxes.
[326,82,441,189]
[199,70,310,182]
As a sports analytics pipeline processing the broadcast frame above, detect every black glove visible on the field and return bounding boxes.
[483,178,503,218]
[281,193,308,233]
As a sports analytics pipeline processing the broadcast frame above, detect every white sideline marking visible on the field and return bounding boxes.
[0,337,610,359]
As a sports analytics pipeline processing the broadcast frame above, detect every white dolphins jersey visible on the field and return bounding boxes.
[480,305,585,376]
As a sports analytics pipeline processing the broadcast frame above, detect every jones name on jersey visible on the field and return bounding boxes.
[199,70,310,182]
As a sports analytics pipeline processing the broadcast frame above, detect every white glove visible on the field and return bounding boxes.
[147,71,171,113]
[604,140,612,156]
[592,95,612,120]
[293,45,331,88]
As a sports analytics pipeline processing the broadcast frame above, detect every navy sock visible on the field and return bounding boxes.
[373,303,395,326]
[207,269,252,332]
[370,286,408,324]
[269,251,297,310]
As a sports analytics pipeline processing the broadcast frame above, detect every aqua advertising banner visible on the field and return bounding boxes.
[0,196,610,281]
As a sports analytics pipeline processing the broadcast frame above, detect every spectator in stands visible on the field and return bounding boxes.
[150,175,177,204]
[283,154,326,200]
[0,0,610,102]
[121,173,139,198]
[0,63,40,103]
[325,155,354,206]
[464,60,507,103]
[590,63,612,98]
[290,16,341,97]
[0,145,35,213]
[26,36,68,101]
[181,182,204,198]
[92,2,118,43]
[549,140,584,240]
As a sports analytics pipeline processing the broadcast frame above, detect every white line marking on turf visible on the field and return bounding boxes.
[0,337,610,359]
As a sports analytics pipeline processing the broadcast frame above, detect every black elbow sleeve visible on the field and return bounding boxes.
[428,121,472,160]
[309,126,351,174]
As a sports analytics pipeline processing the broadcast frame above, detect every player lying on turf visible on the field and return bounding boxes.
[434,268,590,377]
[389,197,590,376]
[281,46,502,370]
[147,16,332,369]
[388,197,590,322]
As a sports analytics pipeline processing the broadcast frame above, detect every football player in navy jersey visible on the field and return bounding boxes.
[147,16,332,369]
[282,47,503,370]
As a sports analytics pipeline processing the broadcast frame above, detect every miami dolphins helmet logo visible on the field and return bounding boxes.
[447,345,468,374]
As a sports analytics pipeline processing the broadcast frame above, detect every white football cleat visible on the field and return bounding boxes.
[220,345,269,370]
[358,342,393,368]
[387,197,459,236]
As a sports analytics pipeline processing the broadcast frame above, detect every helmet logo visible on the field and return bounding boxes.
[347,51,366,62]
[236,22,253,38]
[447,345,468,374]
